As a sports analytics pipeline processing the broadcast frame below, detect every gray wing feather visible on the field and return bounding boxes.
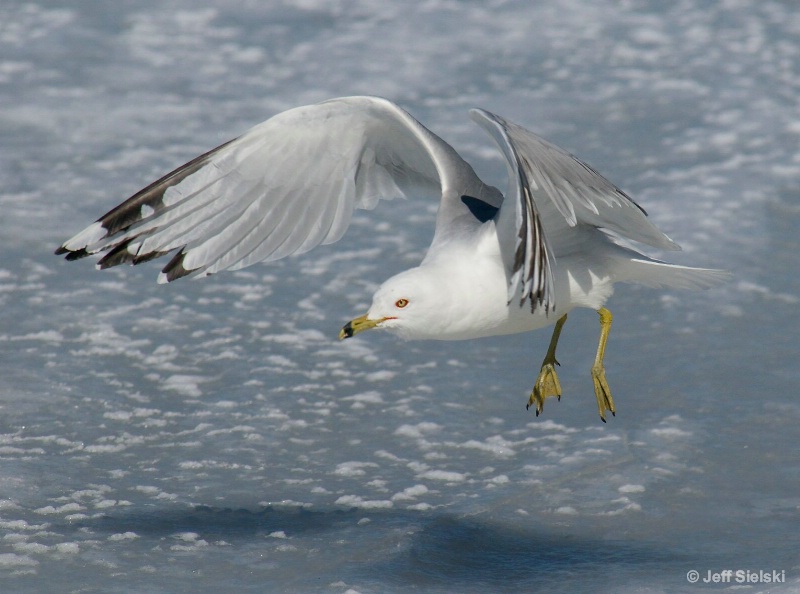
[470,108,680,313]
[57,96,481,282]
[477,111,679,250]
[470,109,556,313]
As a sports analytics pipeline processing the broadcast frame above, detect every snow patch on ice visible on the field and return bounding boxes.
[0,552,39,568]
[391,484,429,501]
[108,532,139,541]
[162,374,211,398]
[334,495,393,509]
[416,470,467,483]
[334,461,378,477]
[394,422,442,438]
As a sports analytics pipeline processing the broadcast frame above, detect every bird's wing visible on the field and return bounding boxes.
[470,108,679,313]
[57,96,489,283]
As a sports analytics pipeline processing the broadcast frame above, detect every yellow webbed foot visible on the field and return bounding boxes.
[527,313,568,417]
[527,360,562,416]
[591,362,615,422]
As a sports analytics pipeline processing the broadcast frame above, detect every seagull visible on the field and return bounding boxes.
[56,96,729,421]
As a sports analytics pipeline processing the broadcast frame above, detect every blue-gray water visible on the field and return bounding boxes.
[1,1,799,592]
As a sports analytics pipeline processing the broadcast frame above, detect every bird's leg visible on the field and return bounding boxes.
[591,307,616,422]
[528,313,568,416]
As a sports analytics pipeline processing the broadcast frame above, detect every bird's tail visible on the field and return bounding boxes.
[614,257,731,290]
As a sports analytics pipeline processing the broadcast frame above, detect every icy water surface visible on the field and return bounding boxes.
[1,1,799,592]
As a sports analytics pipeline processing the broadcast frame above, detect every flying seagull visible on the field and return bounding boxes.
[56,96,729,421]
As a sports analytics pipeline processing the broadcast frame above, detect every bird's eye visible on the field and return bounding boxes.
[395,298,409,308]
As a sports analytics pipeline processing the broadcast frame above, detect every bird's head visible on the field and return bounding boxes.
[339,268,444,341]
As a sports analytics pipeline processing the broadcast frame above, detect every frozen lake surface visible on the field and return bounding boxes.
[1,1,799,592]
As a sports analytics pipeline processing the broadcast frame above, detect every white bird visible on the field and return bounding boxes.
[57,96,729,421]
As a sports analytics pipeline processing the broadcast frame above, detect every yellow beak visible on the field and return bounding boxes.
[339,314,387,340]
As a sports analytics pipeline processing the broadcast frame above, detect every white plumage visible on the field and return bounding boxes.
[57,96,729,421]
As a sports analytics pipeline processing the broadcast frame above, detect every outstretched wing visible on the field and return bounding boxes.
[470,108,679,313]
[57,96,488,283]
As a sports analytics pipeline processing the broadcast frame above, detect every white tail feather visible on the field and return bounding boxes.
[617,258,731,290]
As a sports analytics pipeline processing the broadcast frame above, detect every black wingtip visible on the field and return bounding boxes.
[161,251,197,282]
[97,239,136,269]
[132,250,170,265]
[61,247,91,261]
[56,243,84,259]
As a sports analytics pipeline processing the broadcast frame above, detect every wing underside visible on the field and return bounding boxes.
[57,96,486,283]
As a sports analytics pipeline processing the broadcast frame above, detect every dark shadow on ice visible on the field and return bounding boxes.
[73,503,369,540]
[66,504,688,591]
[365,514,686,591]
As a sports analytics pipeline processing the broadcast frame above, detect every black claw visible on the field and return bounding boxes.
[600,416,607,423]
